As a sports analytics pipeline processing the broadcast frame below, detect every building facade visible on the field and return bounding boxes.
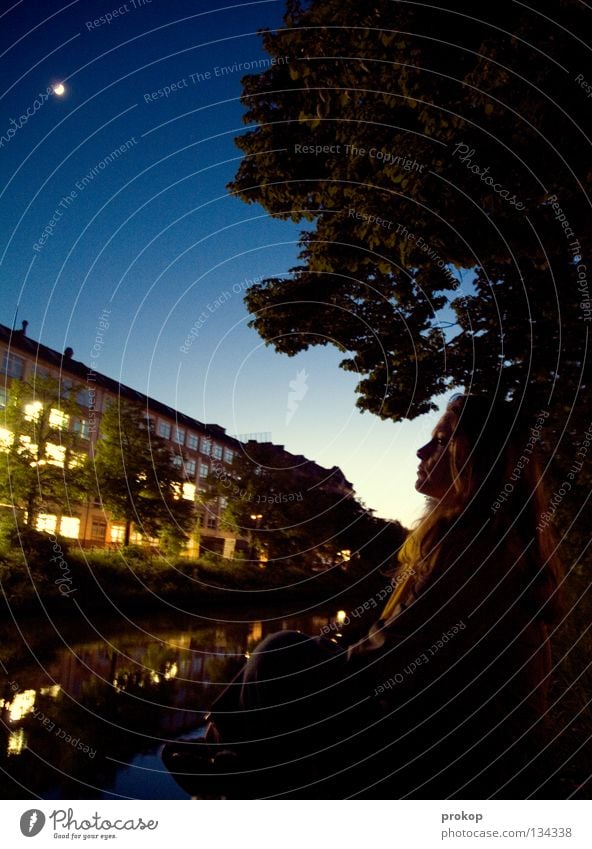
[1,321,241,558]
[1,321,357,563]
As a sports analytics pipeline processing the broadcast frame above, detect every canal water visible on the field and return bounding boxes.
[0,607,341,799]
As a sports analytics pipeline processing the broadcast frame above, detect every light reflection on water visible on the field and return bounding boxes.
[0,609,336,799]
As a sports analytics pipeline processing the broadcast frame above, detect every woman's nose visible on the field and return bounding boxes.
[417,441,430,460]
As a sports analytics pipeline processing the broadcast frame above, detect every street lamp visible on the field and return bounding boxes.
[249,513,263,564]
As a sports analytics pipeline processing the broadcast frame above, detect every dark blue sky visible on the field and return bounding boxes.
[0,0,437,524]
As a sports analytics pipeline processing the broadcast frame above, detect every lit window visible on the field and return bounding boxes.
[158,421,171,439]
[174,427,185,445]
[223,448,234,463]
[110,524,125,543]
[199,463,209,479]
[91,521,107,542]
[49,408,69,430]
[212,444,223,460]
[200,439,211,456]
[69,451,87,468]
[219,496,228,509]
[36,513,58,533]
[0,387,7,409]
[46,443,66,467]
[2,353,24,379]
[187,433,198,450]
[182,482,196,501]
[185,459,196,476]
[24,401,42,421]
[60,516,80,539]
[0,427,13,449]
[172,455,183,468]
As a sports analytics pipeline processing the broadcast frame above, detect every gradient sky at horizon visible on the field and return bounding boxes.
[0,0,455,528]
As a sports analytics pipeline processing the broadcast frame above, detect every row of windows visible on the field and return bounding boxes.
[39,515,219,542]
[156,421,233,462]
[171,456,210,480]
[1,353,234,463]
[1,357,96,410]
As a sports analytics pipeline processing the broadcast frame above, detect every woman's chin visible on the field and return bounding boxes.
[415,476,428,493]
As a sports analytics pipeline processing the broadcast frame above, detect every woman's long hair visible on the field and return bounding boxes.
[382,394,563,625]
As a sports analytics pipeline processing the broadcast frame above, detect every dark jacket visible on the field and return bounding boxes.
[341,551,553,798]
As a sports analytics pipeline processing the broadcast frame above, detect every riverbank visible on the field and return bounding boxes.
[0,544,389,613]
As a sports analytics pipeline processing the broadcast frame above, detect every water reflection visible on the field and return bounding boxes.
[0,610,334,799]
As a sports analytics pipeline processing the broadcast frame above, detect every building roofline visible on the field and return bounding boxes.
[0,322,241,448]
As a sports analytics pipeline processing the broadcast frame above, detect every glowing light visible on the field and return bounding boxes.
[164,662,178,680]
[24,401,42,421]
[59,516,80,539]
[40,685,61,699]
[7,689,36,722]
[0,427,13,448]
[36,513,57,534]
[182,482,196,501]
[7,728,26,756]
[53,83,65,96]
[49,408,69,429]
[336,610,348,625]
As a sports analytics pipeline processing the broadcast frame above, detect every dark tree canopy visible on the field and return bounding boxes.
[213,441,405,567]
[229,0,590,429]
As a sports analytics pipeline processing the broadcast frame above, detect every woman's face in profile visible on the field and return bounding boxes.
[415,413,455,499]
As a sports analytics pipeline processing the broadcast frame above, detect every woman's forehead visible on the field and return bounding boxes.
[433,412,455,434]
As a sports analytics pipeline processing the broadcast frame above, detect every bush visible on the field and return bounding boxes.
[0,515,69,566]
